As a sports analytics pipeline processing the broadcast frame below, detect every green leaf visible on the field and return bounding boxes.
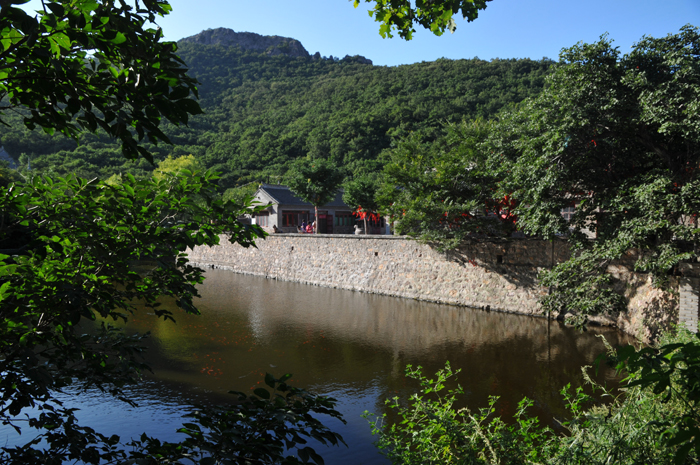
[675,442,693,465]
[307,448,325,464]
[180,422,201,431]
[0,281,12,301]
[110,32,127,44]
[46,2,65,16]
[1,29,24,52]
[379,24,391,38]
[53,33,71,50]
[265,372,276,388]
[0,264,18,276]
[177,98,202,115]
[48,37,61,56]
[76,1,99,12]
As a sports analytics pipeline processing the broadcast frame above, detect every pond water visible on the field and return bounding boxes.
[2,269,633,464]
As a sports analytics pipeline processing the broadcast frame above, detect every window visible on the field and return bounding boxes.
[335,212,353,227]
[561,206,575,222]
[282,210,309,227]
[256,212,269,227]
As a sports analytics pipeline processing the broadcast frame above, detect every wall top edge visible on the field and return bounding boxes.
[244,234,569,243]
[261,233,409,240]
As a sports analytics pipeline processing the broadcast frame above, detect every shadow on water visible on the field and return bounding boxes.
[2,269,634,465]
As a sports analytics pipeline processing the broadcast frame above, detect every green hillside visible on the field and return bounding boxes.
[0,31,554,187]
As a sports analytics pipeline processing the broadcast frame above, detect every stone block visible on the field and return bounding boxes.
[680,277,700,332]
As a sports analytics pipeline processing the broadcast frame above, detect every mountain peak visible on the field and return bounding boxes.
[179,28,310,58]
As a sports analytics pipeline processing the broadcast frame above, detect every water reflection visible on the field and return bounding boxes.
[131,270,632,463]
[1,269,633,465]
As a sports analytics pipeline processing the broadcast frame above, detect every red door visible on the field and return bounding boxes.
[326,215,334,234]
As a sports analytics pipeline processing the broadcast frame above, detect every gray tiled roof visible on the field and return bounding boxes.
[258,184,349,208]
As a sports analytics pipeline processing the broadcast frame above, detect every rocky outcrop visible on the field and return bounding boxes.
[179,28,310,58]
[180,28,373,64]
[341,54,373,65]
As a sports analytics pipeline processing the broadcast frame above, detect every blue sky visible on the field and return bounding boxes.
[22,1,700,66]
[157,0,699,65]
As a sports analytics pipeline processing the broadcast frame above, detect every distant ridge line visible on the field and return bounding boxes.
[178,27,373,64]
[179,27,310,58]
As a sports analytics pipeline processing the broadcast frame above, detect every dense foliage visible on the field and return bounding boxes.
[343,173,381,234]
[355,0,492,39]
[0,171,244,433]
[378,119,517,250]
[2,1,696,462]
[0,2,349,463]
[285,158,344,233]
[0,43,553,187]
[0,0,202,162]
[366,329,700,464]
[379,25,700,318]
[499,25,700,318]
[0,171,347,464]
[152,154,203,182]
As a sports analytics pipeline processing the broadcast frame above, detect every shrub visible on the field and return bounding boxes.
[366,329,700,464]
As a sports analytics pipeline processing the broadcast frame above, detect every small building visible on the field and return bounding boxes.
[251,184,357,234]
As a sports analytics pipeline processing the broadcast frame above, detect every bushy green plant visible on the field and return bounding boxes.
[364,362,559,464]
[223,182,260,205]
[366,329,700,464]
[378,120,516,250]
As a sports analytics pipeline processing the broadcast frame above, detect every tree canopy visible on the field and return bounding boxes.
[378,119,517,249]
[343,173,381,234]
[1,0,698,461]
[357,0,492,39]
[378,25,700,319]
[498,25,700,318]
[0,41,553,185]
[153,154,203,181]
[0,0,202,162]
[286,158,344,233]
[0,2,346,464]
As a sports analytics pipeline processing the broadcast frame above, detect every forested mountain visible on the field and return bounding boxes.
[0,28,554,187]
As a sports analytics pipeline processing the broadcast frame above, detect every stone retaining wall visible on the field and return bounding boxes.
[186,234,685,341]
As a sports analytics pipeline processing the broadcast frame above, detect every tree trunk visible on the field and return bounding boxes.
[314,205,318,234]
[364,217,368,235]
